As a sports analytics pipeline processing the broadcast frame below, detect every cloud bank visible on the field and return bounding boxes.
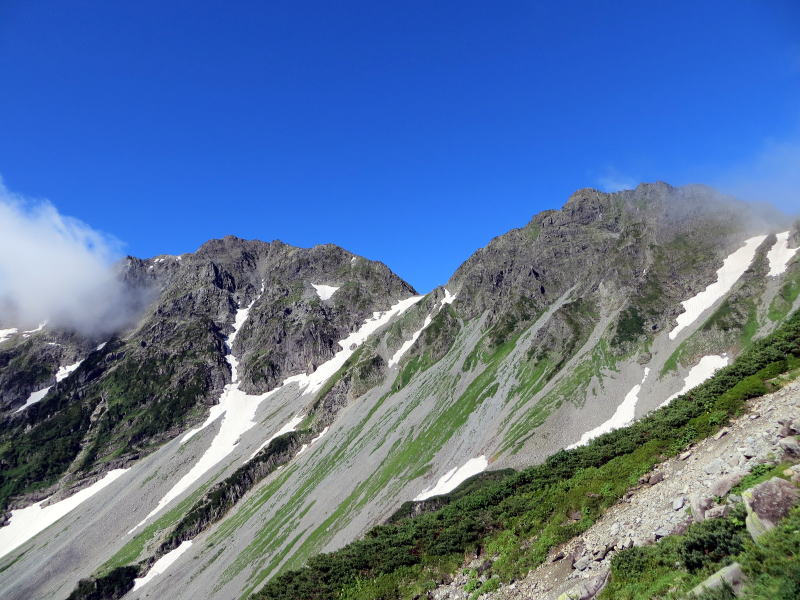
[0,180,145,336]
[715,138,800,215]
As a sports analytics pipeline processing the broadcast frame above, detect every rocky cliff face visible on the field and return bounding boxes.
[0,183,797,600]
[0,237,414,511]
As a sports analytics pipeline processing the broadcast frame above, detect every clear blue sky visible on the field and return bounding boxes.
[1,1,799,292]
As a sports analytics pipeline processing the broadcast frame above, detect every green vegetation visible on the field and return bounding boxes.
[768,267,800,323]
[612,306,646,347]
[159,431,308,555]
[0,321,223,512]
[599,507,748,599]
[600,501,800,599]
[251,309,800,600]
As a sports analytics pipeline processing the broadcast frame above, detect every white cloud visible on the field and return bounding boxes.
[0,179,143,335]
[596,168,637,193]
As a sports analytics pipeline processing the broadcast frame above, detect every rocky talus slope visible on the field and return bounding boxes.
[430,378,800,600]
[0,183,797,600]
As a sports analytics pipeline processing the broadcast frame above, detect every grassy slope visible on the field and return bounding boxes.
[250,309,800,600]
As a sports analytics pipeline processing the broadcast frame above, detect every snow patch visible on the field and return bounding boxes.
[248,415,304,460]
[568,368,651,449]
[15,386,51,413]
[297,426,329,456]
[281,295,424,397]
[55,360,82,382]
[660,354,729,407]
[0,328,18,343]
[22,322,46,337]
[414,456,488,501]
[388,313,432,367]
[766,231,798,277]
[15,359,83,413]
[96,342,107,351]
[312,283,340,301]
[131,540,193,591]
[669,235,767,340]
[0,469,128,560]
[388,289,457,368]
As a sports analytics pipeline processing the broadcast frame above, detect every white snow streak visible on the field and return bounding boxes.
[568,368,651,449]
[248,415,304,460]
[297,426,329,456]
[0,468,128,560]
[414,456,488,501]
[669,235,767,340]
[0,328,18,344]
[134,294,422,530]
[660,354,729,408]
[15,387,50,413]
[312,283,340,301]
[281,295,424,397]
[138,298,264,528]
[22,322,46,337]
[55,360,82,382]
[131,540,193,591]
[15,358,83,413]
[388,289,456,368]
[766,231,798,277]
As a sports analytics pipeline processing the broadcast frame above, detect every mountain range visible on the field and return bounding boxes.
[0,182,798,600]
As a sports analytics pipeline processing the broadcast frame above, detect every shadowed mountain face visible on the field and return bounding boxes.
[0,183,797,600]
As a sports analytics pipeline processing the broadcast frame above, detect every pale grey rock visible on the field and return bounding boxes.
[690,562,746,597]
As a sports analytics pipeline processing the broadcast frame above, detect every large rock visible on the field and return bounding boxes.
[690,494,714,522]
[710,473,744,497]
[557,570,609,600]
[743,477,799,540]
[778,436,800,458]
[690,562,747,597]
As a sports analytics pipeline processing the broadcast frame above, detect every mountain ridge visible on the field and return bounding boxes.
[0,182,798,600]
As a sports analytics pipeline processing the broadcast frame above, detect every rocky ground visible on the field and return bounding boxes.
[430,377,800,600]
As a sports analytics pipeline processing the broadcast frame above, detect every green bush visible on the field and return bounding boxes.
[678,510,747,573]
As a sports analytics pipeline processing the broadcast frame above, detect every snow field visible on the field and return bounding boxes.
[660,354,729,407]
[131,540,193,591]
[669,235,767,340]
[766,231,798,277]
[414,456,488,501]
[311,283,340,300]
[568,368,650,449]
[0,469,128,560]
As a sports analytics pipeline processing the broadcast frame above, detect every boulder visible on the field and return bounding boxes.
[704,505,731,520]
[704,458,726,475]
[778,419,799,438]
[743,477,799,541]
[672,496,686,510]
[710,473,744,497]
[778,436,800,458]
[689,562,747,597]
[782,464,800,484]
[557,570,609,600]
[690,494,714,522]
[573,556,591,571]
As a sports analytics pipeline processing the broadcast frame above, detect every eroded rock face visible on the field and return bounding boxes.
[743,477,799,540]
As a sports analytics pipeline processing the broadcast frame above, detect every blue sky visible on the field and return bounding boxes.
[1,1,799,292]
